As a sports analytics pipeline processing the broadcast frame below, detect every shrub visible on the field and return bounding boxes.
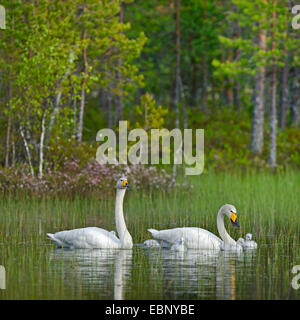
[0,160,175,198]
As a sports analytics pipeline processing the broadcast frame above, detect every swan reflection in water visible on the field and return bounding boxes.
[49,246,256,300]
[143,246,256,300]
[50,248,132,300]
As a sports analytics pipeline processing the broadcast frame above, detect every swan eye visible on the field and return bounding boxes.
[230,212,237,222]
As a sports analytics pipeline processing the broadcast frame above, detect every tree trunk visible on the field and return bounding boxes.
[107,89,113,129]
[11,125,16,167]
[172,0,181,182]
[174,0,181,129]
[280,0,292,128]
[48,51,75,138]
[39,112,46,178]
[201,54,208,111]
[201,0,208,111]
[77,29,88,143]
[280,51,289,130]
[115,2,125,123]
[5,114,11,167]
[269,65,277,168]
[269,3,277,168]
[73,95,77,136]
[179,74,188,129]
[188,34,197,107]
[290,72,300,126]
[233,81,240,110]
[250,28,267,155]
[169,65,175,110]
[211,79,216,107]
[20,126,34,177]
[226,50,234,106]
[5,76,12,167]
[47,91,61,142]
[233,14,241,110]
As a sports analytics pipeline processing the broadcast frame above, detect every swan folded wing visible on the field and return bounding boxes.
[47,233,63,247]
[149,227,222,250]
[52,227,121,249]
[244,240,257,249]
[143,239,171,248]
[143,239,161,247]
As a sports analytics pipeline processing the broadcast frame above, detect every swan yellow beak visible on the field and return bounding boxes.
[122,179,129,188]
[230,213,240,228]
[230,213,237,222]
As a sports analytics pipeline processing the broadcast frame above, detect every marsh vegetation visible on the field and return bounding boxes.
[0,171,299,299]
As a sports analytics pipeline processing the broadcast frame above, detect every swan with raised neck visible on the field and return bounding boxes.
[47,177,132,249]
[115,181,133,248]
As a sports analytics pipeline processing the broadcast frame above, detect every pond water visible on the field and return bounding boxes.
[0,242,299,299]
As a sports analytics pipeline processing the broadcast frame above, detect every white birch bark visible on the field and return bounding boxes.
[20,126,34,177]
[39,113,46,178]
[250,28,266,155]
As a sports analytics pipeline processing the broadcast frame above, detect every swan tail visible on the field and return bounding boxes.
[148,228,159,238]
[47,233,54,239]
[47,233,62,248]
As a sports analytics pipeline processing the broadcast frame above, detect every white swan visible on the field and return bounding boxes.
[237,233,257,249]
[148,204,242,251]
[244,233,257,249]
[47,177,132,249]
[143,239,170,248]
[170,237,185,252]
[143,239,161,247]
[236,238,245,246]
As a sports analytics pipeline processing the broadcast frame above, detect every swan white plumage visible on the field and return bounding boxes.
[170,237,185,252]
[143,239,161,247]
[237,233,257,249]
[143,239,171,248]
[236,238,245,246]
[244,233,257,249]
[148,204,242,251]
[47,177,132,249]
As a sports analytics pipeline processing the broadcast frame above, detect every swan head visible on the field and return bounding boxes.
[237,238,245,245]
[221,204,240,228]
[116,177,129,189]
[245,233,252,241]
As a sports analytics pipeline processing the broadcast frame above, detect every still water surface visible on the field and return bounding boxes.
[0,243,299,299]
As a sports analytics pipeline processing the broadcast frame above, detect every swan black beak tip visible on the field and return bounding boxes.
[231,219,240,228]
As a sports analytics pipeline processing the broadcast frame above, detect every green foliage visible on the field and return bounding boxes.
[125,0,174,99]
[189,108,300,171]
[0,0,299,178]
[46,105,300,173]
[74,0,146,95]
[133,93,168,130]
[0,0,146,175]
[214,0,291,79]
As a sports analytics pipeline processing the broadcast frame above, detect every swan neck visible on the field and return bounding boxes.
[217,209,236,246]
[115,188,132,248]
